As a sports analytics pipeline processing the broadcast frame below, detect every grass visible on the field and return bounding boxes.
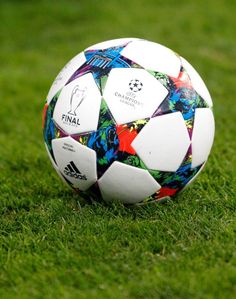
[0,0,236,298]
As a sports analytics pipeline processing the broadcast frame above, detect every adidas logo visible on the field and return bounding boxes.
[63,161,87,180]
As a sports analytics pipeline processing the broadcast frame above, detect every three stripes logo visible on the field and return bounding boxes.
[64,161,87,180]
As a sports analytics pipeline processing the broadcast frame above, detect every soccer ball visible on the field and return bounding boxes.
[43,38,215,204]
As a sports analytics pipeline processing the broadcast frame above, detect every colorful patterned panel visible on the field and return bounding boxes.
[66,45,142,93]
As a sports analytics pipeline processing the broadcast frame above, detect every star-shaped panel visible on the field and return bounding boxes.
[72,99,149,178]
[66,44,143,94]
[146,145,203,202]
[149,67,209,138]
[71,99,117,178]
[138,65,209,202]
[43,90,67,161]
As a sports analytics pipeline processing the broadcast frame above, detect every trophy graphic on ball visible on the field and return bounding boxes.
[68,85,87,116]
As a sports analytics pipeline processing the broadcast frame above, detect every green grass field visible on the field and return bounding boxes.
[0,0,236,298]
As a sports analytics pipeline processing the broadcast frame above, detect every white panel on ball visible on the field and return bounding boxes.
[98,161,161,204]
[103,68,168,124]
[52,137,97,191]
[85,38,140,50]
[47,52,86,104]
[121,40,181,77]
[53,73,102,135]
[181,57,213,107]
[44,143,68,184]
[132,112,190,172]
[191,108,215,168]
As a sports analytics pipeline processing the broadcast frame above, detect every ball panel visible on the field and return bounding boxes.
[149,67,205,140]
[181,57,213,107]
[98,161,161,204]
[182,162,206,191]
[132,112,191,171]
[85,38,140,50]
[121,40,181,77]
[148,152,203,198]
[44,142,68,185]
[191,108,215,168]
[53,73,102,135]
[47,52,86,104]
[74,114,148,179]
[103,68,168,124]
[66,44,140,94]
[52,137,97,191]
[43,90,64,160]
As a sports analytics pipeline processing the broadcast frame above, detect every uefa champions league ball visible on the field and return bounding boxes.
[43,38,215,204]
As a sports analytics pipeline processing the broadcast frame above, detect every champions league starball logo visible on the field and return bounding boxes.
[61,85,87,127]
[129,79,143,92]
[113,79,144,109]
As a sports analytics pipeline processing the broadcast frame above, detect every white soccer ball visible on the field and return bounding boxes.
[43,38,215,204]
